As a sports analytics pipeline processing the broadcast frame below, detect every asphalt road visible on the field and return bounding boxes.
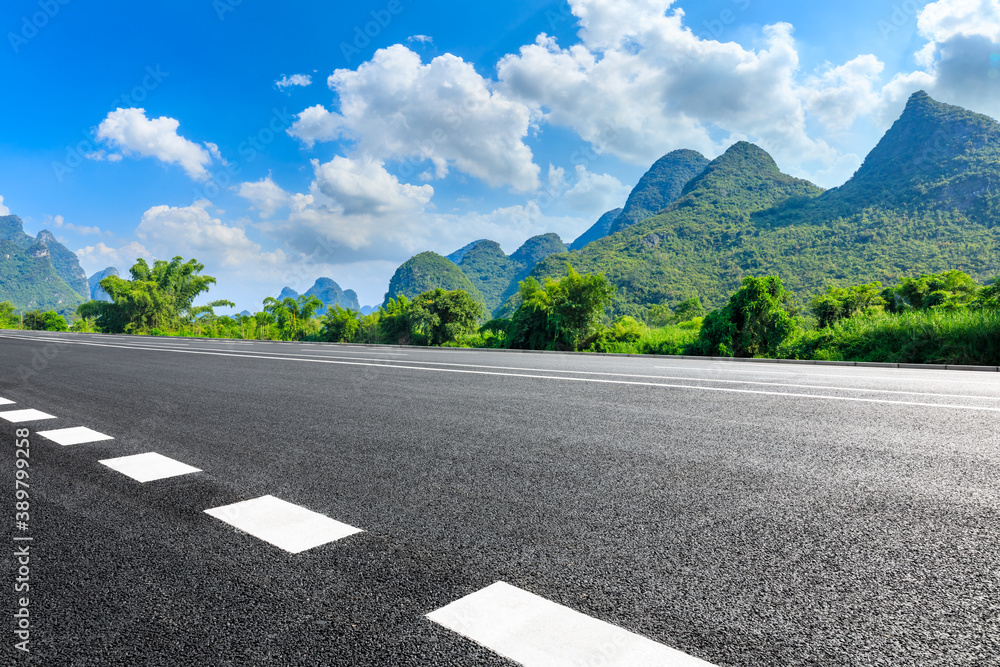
[2,330,999,666]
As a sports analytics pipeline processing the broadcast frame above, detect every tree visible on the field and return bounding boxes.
[691,276,800,358]
[379,295,413,345]
[646,297,705,327]
[322,305,361,343]
[811,282,884,328]
[506,277,556,350]
[254,311,276,339]
[977,276,1000,310]
[84,256,218,333]
[0,302,18,329]
[507,266,616,351]
[23,310,68,332]
[882,270,979,312]
[410,289,484,346]
[263,295,323,340]
[188,299,236,336]
[673,297,705,323]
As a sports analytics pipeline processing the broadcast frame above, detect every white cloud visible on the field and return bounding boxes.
[84,150,123,162]
[47,214,104,236]
[136,201,285,270]
[0,195,9,216]
[803,56,885,131]
[256,154,586,269]
[287,104,342,148]
[562,165,631,214]
[496,3,855,178]
[237,176,292,219]
[275,74,313,90]
[95,108,214,181]
[407,35,433,44]
[289,45,541,192]
[868,0,1000,124]
[312,156,433,216]
[917,0,1000,46]
[76,241,152,273]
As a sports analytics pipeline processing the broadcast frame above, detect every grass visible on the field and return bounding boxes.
[787,308,1000,365]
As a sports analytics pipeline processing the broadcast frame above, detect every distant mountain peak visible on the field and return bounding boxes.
[35,229,57,244]
[447,239,491,265]
[89,267,119,302]
[833,90,1000,210]
[570,208,623,251]
[609,149,709,234]
[382,251,485,309]
[276,277,360,312]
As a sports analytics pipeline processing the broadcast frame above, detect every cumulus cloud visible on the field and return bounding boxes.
[286,104,342,148]
[407,35,433,44]
[137,201,285,270]
[562,165,630,214]
[237,176,292,219]
[289,45,541,192]
[95,108,214,181]
[496,2,855,177]
[249,155,586,268]
[917,0,1000,47]
[803,55,885,131]
[76,241,152,273]
[312,156,433,216]
[275,74,313,90]
[886,0,1000,118]
[0,195,9,216]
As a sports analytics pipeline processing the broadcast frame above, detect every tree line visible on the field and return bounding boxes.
[3,253,996,365]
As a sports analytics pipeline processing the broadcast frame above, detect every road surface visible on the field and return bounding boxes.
[2,330,999,665]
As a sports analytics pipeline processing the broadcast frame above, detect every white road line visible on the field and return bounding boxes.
[9,333,986,400]
[0,409,56,423]
[0,398,14,406]
[16,334,991,401]
[428,582,715,667]
[204,495,363,554]
[37,426,114,446]
[4,334,999,412]
[654,365,1000,386]
[100,452,201,482]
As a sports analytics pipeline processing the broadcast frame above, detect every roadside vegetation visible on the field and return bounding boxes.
[4,255,996,366]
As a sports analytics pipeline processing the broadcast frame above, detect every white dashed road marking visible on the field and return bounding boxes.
[204,495,363,554]
[0,409,57,423]
[0,397,14,405]
[428,582,717,667]
[100,452,202,483]
[37,426,115,446]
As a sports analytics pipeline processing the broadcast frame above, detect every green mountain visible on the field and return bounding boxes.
[454,240,516,312]
[509,233,567,271]
[608,149,710,234]
[387,234,568,316]
[570,208,622,251]
[278,277,361,311]
[0,215,86,317]
[446,239,486,265]
[531,92,1000,316]
[382,252,486,309]
[493,233,568,312]
[823,90,1000,215]
[32,230,89,298]
[88,267,119,302]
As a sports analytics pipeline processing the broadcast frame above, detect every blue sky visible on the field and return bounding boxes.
[2,0,999,310]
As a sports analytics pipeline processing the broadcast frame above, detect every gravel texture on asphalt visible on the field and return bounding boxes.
[2,331,999,666]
